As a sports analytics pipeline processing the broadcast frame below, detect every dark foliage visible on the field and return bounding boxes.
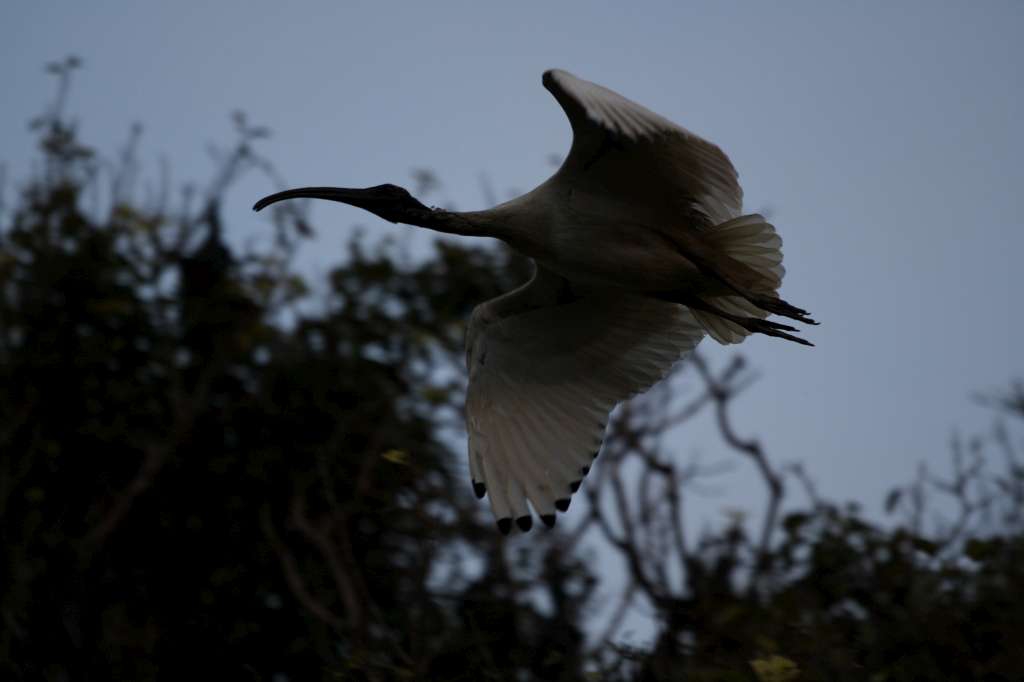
[2,61,1023,681]
[1,60,583,682]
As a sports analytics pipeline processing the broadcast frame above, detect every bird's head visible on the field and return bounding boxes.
[253,183,433,224]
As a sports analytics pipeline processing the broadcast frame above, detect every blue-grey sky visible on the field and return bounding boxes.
[3,2,1022,522]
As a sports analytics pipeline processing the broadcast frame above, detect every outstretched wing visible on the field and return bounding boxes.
[542,68,743,226]
[465,272,705,533]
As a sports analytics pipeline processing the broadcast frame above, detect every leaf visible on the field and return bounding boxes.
[750,655,800,682]
[420,386,450,405]
[884,489,901,513]
[87,298,135,316]
[723,507,746,525]
[381,449,409,465]
[911,537,938,556]
[965,538,1003,562]
[782,512,809,534]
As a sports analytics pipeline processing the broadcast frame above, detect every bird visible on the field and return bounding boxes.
[253,69,816,535]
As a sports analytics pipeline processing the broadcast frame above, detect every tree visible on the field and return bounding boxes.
[0,59,587,681]
[2,59,1022,681]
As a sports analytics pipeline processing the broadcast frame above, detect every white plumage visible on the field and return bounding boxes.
[253,69,815,534]
[466,272,705,530]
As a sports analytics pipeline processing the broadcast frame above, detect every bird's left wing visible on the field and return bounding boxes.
[466,279,704,533]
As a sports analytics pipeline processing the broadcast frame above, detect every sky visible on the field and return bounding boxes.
[3,0,1022,643]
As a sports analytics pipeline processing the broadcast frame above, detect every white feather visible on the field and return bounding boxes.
[466,267,705,530]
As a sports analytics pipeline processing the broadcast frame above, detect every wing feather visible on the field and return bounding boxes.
[466,284,705,531]
[542,69,743,226]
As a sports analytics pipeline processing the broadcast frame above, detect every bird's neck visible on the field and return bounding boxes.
[409,206,525,244]
[414,208,492,238]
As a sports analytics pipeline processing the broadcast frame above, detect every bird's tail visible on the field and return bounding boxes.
[688,214,816,345]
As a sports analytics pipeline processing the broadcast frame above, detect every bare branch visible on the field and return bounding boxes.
[691,353,783,592]
[82,368,213,553]
[261,508,344,631]
[289,494,368,638]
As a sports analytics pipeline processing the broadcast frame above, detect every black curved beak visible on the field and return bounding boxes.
[253,187,378,212]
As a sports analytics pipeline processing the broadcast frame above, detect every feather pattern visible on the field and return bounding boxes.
[542,69,743,226]
[466,267,705,531]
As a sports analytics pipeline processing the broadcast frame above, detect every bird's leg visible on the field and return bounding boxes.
[746,294,818,326]
[706,266,817,326]
[732,316,813,346]
[654,291,813,346]
[669,240,817,327]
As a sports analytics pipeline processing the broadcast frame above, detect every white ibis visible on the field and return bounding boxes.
[254,69,815,534]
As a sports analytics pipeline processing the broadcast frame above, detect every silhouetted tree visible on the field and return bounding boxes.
[2,60,1022,681]
[0,59,586,682]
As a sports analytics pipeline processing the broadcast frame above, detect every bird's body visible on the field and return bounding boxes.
[254,69,815,534]
[474,190,696,292]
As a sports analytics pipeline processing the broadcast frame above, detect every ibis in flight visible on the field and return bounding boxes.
[254,69,816,535]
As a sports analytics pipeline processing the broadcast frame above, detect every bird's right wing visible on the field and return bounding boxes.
[542,69,742,226]
[466,284,704,532]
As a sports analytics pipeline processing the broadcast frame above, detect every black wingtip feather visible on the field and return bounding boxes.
[555,498,571,512]
[581,465,590,476]
[472,481,486,499]
[497,518,512,535]
[541,514,556,528]
[569,480,581,493]
[515,515,533,532]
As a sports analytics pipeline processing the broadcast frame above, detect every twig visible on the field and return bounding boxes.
[82,369,212,552]
[261,508,344,630]
[691,354,783,592]
[289,495,368,638]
